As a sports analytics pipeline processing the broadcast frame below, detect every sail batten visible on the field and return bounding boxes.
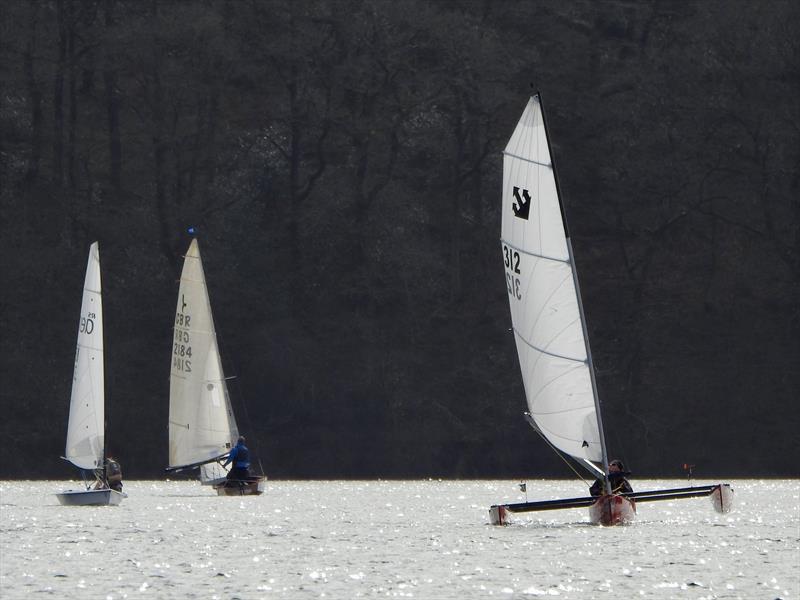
[502,95,605,463]
[513,329,587,363]
[502,151,552,169]
[500,238,570,264]
[168,239,239,471]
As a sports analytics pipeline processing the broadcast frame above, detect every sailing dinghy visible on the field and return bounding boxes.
[166,238,265,496]
[489,95,732,525]
[56,242,125,506]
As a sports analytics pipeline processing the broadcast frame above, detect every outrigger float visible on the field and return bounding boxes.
[492,94,733,525]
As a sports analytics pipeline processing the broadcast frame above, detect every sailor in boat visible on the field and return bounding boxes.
[92,457,123,492]
[222,436,252,484]
[590,459,633,496]
[105,457,123,492]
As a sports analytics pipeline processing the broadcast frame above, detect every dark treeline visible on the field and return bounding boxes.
[0,0,797,479]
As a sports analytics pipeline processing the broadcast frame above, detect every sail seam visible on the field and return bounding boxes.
[499,238,570,265]
[529,360,588,409]
[173,327,217,336]
[530,403,594,416]
[503,151,552,169]
[513,327,587,364]
[76,342,103,352]
[533,420,591,445]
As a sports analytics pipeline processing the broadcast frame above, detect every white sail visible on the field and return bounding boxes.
[501,96,603,463]
[199,461,230,485]
[168,239,239,470]
[65,242,105,470]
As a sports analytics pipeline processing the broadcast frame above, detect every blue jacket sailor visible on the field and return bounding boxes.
[222,436,251,482]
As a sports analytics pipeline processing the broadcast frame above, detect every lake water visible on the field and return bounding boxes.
[1,479,798,599]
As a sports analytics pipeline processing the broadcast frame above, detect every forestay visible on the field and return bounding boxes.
[501,96,603,463]
[65,242,105,470]
[168,239,239,470]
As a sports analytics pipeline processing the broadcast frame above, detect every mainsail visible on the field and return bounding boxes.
[501,95,607,466]
[168,239,239,471]
[65,242,105,470]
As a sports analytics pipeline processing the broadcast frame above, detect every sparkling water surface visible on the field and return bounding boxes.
[1,479,797,599]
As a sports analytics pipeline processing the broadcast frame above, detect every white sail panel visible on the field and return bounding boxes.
[65,242,105,470]
[168,239,239,469]
[200,461,230,485]
[502,98,568,262]
[501,96,602,462]
[506,255,585,362]
[512,334,601,459]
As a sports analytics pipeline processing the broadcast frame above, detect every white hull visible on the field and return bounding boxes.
[710,483,734,513]
[489,505,507,525]
[201,476,227,486]
[56,488,126,506]
[588,494,636,525]
[214,477,266,496]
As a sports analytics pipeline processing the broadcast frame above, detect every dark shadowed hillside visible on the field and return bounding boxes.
[0,0,797,479]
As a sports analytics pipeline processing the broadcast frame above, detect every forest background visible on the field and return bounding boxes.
[1,0,797,479]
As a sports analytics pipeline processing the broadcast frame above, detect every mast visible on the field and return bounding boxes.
[536,92,612,492]
[99,242,107,483]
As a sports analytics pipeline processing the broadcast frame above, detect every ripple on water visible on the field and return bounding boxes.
[0,479,798,599]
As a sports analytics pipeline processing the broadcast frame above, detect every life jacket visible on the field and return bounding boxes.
[233,445,250,468]
[609,472,631,494]
[106,459,122,482]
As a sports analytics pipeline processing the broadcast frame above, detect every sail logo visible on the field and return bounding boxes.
[512,187,532,220]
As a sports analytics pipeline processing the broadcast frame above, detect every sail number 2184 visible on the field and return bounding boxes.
[503,245,522,300]
[173,313,193,373]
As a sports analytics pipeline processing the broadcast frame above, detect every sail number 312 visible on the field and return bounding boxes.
[503,245,522,300]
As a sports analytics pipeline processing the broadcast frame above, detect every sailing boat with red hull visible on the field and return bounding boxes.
[490,95,732,525]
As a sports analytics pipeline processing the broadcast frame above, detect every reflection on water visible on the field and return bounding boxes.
[1,479,798,599]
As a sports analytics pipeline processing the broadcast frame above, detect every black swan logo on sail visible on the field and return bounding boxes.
[512,186,532,220]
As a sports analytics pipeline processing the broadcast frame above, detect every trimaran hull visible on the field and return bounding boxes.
[491,95,733,525]
[710,483,734,513]
[489,483,734,525]
[589,494,636,525]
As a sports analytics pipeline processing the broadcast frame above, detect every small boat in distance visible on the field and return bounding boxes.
[56,242,125,506]
[489,95,732,525]
[166,237,266,496]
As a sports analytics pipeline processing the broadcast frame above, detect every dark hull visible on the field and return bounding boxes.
[213,477,266,496]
